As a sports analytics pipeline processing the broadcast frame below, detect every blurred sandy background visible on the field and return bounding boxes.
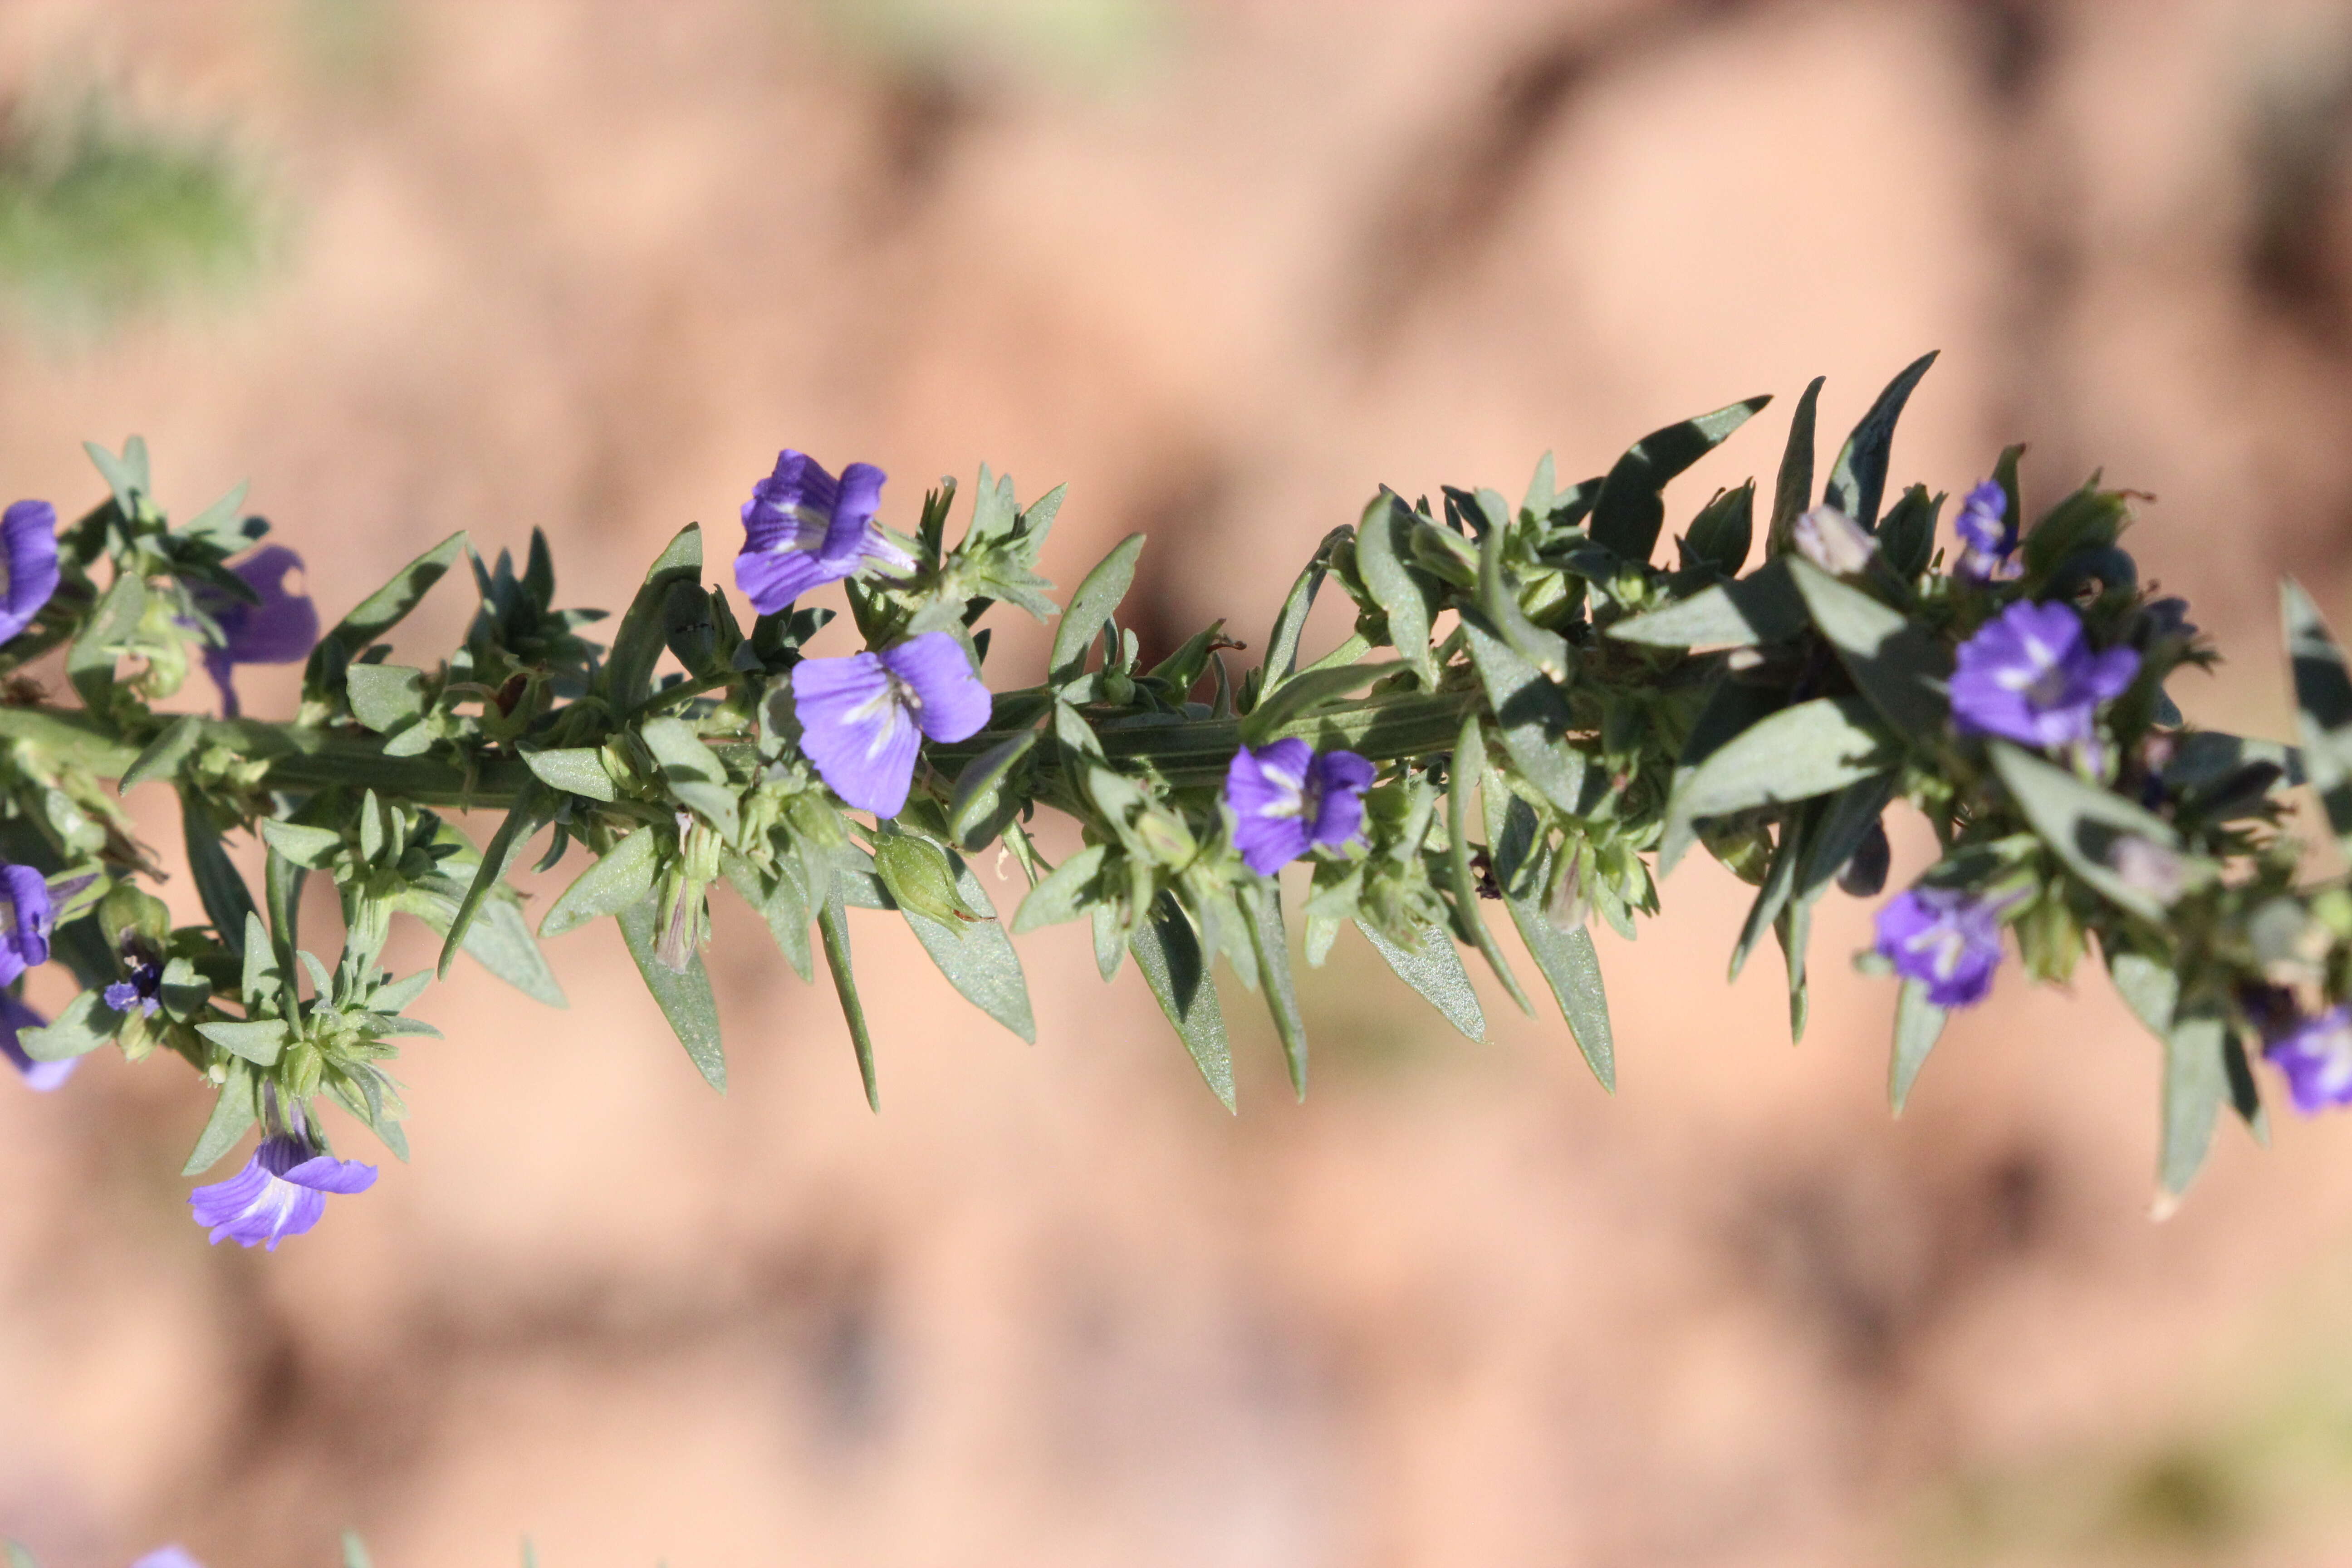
[9,1,2352,1563]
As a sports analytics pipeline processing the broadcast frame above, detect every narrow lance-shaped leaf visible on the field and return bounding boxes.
[900,853,1036,1044]
[435,785,554,979]
[1766,375,1825,558]
[1130,891,1234,1111]
[1589,394,1771,564]
[1823,351,1937,531]
[1443,716,1532,1014]
[304,530,467,698]
[1266,525,1352,688]
[1354,494,1437,689]
[542,825,660,938]
[1659,696,1893,876]
[605,524,703,712]
[182,1060,258,1175]
[1607,558,1807,649]
[1049,533,1145,683]
[1241,882,1308,1098]
[182,793,257,957]
[120,714,204,792]
[2283,578,2352,852]
[617,896,726,1093]
[2159,1007,2230,1200]
[1888,979,1947,1114]
[1355,920,1485,1043]
[67,569,146,710]
[1491,826,1613,1089]
[1788,558,1950,740]
[816,893,877,1111]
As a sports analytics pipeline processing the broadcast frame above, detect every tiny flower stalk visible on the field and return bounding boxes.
[0,358,2347,1230]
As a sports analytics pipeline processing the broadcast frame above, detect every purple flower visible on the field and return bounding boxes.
[1223,740,1375,875]
[1953,480,2017,581]
[0,499,60,643]
[734,451,916,616]
[0,990,69,1091]
[1950,600,2140,759]
[0,862,54,985]
[191,545,319,718]
[789,632,992,816]
[131,1549,205,1568]
[2259,1003,2352,1114]
[189,1131,377,1250]
[104,941,164,1017]
[1873,884,2004,1008]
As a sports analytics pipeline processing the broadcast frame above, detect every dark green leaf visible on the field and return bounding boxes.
[2284,579,2352,850]
[817,893,877,1110]
[1354,493,1438,688]
[304,531,466,696]
[1766,376,1825,557]
[1130,892,1233,1111]
[1823,351,1937,530]
[1607,558,1807,648]
[182,796,257,954]
[1989,743,2184,920]
[120,715,203,792]
[1681,481,1754,576]
[1241,881,1307,1098]
[1788,559,1949,738]
[617,896,725,1093]
[1660,696,1893,874]
[947,729,1037,849]
[605,524,703,712]
[1589,395,1771,564]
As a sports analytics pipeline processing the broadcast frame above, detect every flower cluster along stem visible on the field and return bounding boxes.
[4,369,2351,1254]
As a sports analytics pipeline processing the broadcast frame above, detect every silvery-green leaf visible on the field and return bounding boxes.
[1660,696,1893,874]
[1049,533,1145,683]
[521,746,620,803]
[1823,352,1936,530]
[198,1018,289,1066]
[1444,717,1531,1014]
[435,786,554,978]
[1241,881,1307,1098]
[1266,525,1352,687]
[68,569,145,710]
[1788,559,1949,739]
[1888,979,1946,1114]
[617,896,725,1093]
[1460,620,1587,813]
[815,894,875,1110]
[1130,892,1232,1111]
[1589,395,1772,564]
[638,715,739,844]
[182,1062,258,1175]
[1474,497,1570,679]
[1607,559,1806,648]
[1012,843,1106,933]
[721,849,813,982]
[19,989,116,1061]
[1729,813,1803,982]
[2159,1007,2229,1199]
[83,435,147,516]
[902,855,1034,1044]
[304,531,466,698]
[121,715,203,792]
[258,818,343,870]
[1497,846,1612,1089]
[543,826,660,938]
[1240,659,1399,746]
[347,663,431,734]
[1092,902,1124,981]
[605,524,702,712]
[1355,493,1438,688]
[948,729,1038,849]
[1356,920,1485,1042]
[1988,743,2185,921]
[2284,578,2352,851]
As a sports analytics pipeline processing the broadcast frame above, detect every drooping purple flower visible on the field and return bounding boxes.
[0,862,55,985]
[104,939,165,1017]
[0,990,69,1092]
[190,545,319,718]
[1223,740,1375,875]
[789,632,992,817]
[130,1548,205,1568]
[1873,884,2005,1008]
[189,1131,377,1250]
[0,499,60,644]
[2259,1002,2352,1114]
[735,451,916,616]
[1953,479,2017,582]
[1950,600,2140,760]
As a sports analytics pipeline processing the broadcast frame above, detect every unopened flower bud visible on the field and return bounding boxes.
[1791,505,1878,576]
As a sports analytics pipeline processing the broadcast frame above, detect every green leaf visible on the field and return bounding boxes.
[1659,696,1893,874]
[83,435,148,516]
[1049,533,1145,682]
[1988,743,2184,921]
[1792,773,1898,903]
[1475,500,1570,679]
[720,848,813,982]
[258,818,343,870]
[1444,717,1532,1014]
[435,786,554,979]
[1888,979,1947,1114]
[2107,947,2179,1039]
[605,524,702,712]
[181,798,257,955]
[304,531,466,696]
[1766,376,1825,558]
[346,663,431,735]
[543,826,660,938]
[1239,659,1399,747]
[1681,480,1754,575]
[1823,351,1937,530]
[1130,892,1233,1111]
[180,480,252,549]
[638,715,739,844]
[1354,493,1438,689]
[1012,842,1105,933]
[1607,558,1806,649]
[19,989,116,1061]
[1240,881,1308,1098]
[1729,813,1803,982]
[182,1062,257,1175]
[198,1018,290,1066]
[816,894,877,1110]
[1266,525,1350,687]
[1496,844,1613,1089]
[8,1540,41,1568]
[67,568,146,710]
[240,911,279,1009]
[1788,559,1950,739]
[617,896,725,1093]
[1589,395,1771,564]
[120,714,203,792]
[1355,920,1485,1042]
[396,882,567,1007]
[2284,578,2352,851]
[520,745,619,803]
[871,830,972,926]
[343,1530,375,1568]
[947,729,1037,849]
[901,855,1034,1044]
[2159,1006,2229,1199]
